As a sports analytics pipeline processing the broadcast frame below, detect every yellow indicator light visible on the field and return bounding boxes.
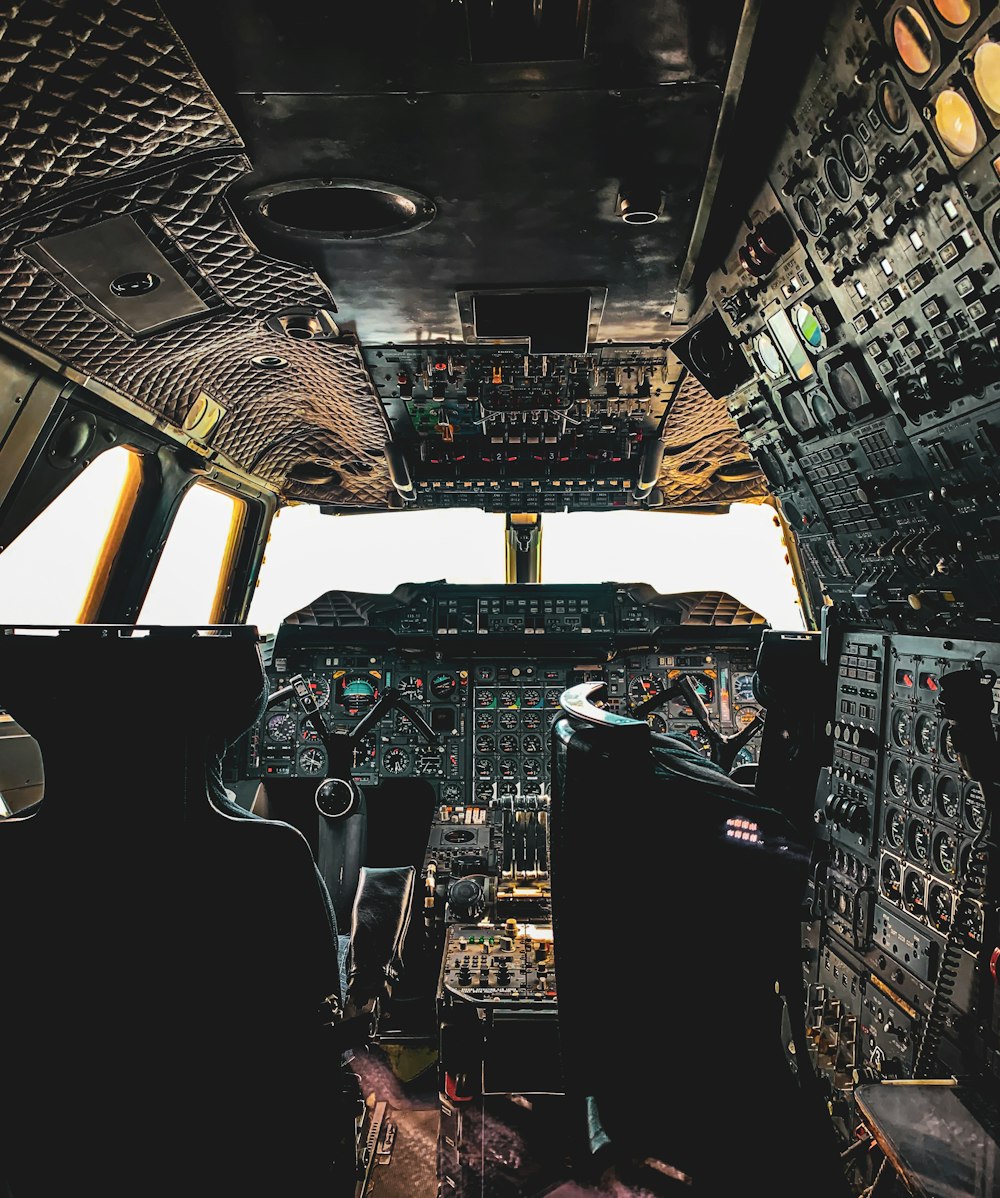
[931,0,971,24]
[974,40,1000,113]
[933,88,978,157]
[893,6,935,74]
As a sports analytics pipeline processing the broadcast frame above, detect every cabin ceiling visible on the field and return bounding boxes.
[0,0,772,512]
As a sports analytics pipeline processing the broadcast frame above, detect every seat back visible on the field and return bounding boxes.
[549,687,847,1197]
[0,627,347,1198]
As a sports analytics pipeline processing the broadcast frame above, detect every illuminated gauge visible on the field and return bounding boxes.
[932,88,980,158]
[931,0,972,23]
[684,727,713,757]
[957,899,984,948]
[522,689,542,708]
[397,675,423,701]
[733,745,756,769]
[498,757,518,779]
[476,689,496,709]
[671,674,716,715]
[933,831,958,876]
[298,746,327,775]
[809,389,836,429]
[753,332,785,378]
[780,391,814,436]
[499,781,518,800]
[522,734,543,754]
[524,759,542,781]
[415,746,443,775]
[914,714,937,756]
[339,674,375,715]
[442,784,462,804]
[903,870,926,918]
[499,711,519,731]
[973,40,1000,114]
[892,6,935,76]
[928,883,953,931]
[627,674,665,705]
[840,133,869,181]
[475,665,495,683]
[475,711,495,731]
[475,758,494,779]
[794,303,826,353]
[941,723,958,763]
[891,709,911,748]
[430,673,457,699]
[382,747,410,775]
[475,781,495,803]
[545,688,563,707]
[936,774,961,819]
[735,705,759,727]
[266,713,296,743]
[881,855,902,902]
[475,735,496,754]
[795,193,822,237]
[647,713,668,733]
[352,733,376,769]
[824,156,852,202]
[304,674,332,709]
[911,765,933,810]
[521,711,542,731]
[498,689,519,709]
[885,807,906,849]
[964,782,986,832]
[498,734,518,755]
[878,77,910,133]
[907,818,930,863]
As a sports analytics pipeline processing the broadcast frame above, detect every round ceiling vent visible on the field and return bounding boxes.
[246,178,436,241]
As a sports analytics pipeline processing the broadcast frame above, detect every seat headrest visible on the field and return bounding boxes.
[0,627,267,751]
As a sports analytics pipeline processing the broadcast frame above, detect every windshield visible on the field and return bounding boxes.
[248,502,803,634]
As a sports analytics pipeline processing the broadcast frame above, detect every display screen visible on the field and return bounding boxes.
[767,307,816,382]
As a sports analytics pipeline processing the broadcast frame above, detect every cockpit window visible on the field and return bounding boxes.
[0,447,141,625]
[137,483,244,626]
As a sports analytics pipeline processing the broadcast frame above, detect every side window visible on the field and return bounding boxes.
[137,483,244,625]
[0,446,141,624]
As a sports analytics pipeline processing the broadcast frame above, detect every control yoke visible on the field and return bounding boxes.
[630,672,765,773]
[265,676,438,816]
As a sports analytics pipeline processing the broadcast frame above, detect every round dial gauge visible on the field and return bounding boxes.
[888,759,908,800]
[339,675,375,715]
[965,783,986,833]
[957,899,983,948]
[397,675,423,701]
[499,711,519,731]
[754,332,785,378]
[442,784,462,804]
[522,689,542,708]
[498,734,518,754]
[733,745,756,769]
[522,734,543,754]
[929,883,952,931]
[794,303,827,353]
[735,705,759,727]
[647,713,668,733]
[475,758,494,779]
[941,724,959,763]
[891,709,911,748]
[781,392,814,436]
[475,781,495,803]
[475,665,495,683]
[498,757,518,779]
[907,818,930,863]
[499,781,518,800]
[498,689,519,709]
[885,807,906,849]
[415,746,443,774]
[628,674,664,705]
[300,674,331,710]
[266,713,296,743]
[671,674,716,716]
[523,758,542,780]
[933,89,979,158]
[903,871,926,918]
[878,77,910,134]
[352,733,376,769]
[430,673,457,699]
[522,781,542,797]
[298,746,327,775]
[545,688,563,707]
[936,775,960,820]
[475,711,495,730]
[825,155,852,202]
[476,735,496,754]
[521,711,542,731]
[892,6,934,76]
[382,747,410,775]
[840,133,869,181]
[911,765,932,809]
[933,831,958,876]
[914,714,937,756]
[795,194,821,237]
[881,856,902,902]
[476,689,496,709]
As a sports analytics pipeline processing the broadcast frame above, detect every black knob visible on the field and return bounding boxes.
[448,878,486,922]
